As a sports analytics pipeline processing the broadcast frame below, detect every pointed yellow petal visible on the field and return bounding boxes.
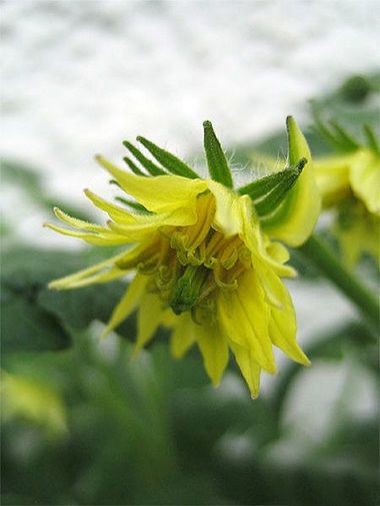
[48,250,131,290]
[268,281,310,365]
[44,223,127,246]
[229,341,261,399]
[53,207,105,232]
[84,189,138,223]
[196,324,229,387]
[262,117,321,247]
[96,156,207,215]
[134,290,164,353]
[170,312,197,358]
[218,271,276,373]
[101,274,148,339]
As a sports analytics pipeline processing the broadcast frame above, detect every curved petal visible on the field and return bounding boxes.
[229,341,261,399]
[218,270,276,373]
[170,312,197,358]
[101,274,148,338]
[268,280,310,365]
[134,290,165,354]
[196,323,229,387]
[96,156,208,215]
[261,117,321,247]
[207,180,244,236]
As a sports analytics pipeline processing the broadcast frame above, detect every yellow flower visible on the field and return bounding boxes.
[314,145,380,266]
[45,120,315,398]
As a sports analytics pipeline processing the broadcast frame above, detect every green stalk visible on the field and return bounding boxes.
[299,233,379,325]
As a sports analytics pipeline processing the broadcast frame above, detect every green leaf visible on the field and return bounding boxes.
[203,120,233,188]
[136,136,199,179]
[123,140,166,176]
[1,283,71,353]
[1,248,137,353]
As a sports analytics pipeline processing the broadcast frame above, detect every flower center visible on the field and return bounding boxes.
[132,194,251,323]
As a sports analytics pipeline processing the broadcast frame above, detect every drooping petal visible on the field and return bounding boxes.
[43,222,128,246]
[170,312,197,358]
[268,280,310,365]
[196,323,229,387]
[84,189,140,223]
[229,341,261,399]
[48,249,132,290]
[101,274,148,339]
[96,156,208,215]
[53,207,107,232]
[218,270,276,373]
[134,290,165,354]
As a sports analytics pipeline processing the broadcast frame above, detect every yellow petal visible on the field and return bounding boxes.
[218,270,276,373]
[84,189,139,223]
[207,180,244,236]
[349,149,380,215]
[314,156,351,207]
[101,274,148,339]
[170,312,197,358]
[268,281,310,365]
[53,207,106,232]
[96,156,207,215]
[134,290,165,353]
[43,223,127,246]
[229,342,261,399]
[48,249,132,290]
[262,117,321,247]
[107,208,198,241]
[196,323,229,387]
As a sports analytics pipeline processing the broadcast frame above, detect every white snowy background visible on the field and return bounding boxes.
[1,0,379,443]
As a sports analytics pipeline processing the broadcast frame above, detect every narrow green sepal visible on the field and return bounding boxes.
[254,158,307,217]
[114,196,151,214]
[123,140,166,176]
[136,136,199,179]
[109,179,121,188]
[123,156,146,177]
[329,121,359,151]
[238,169,291,199]
[363,125,380,155]
[203,120,233,188]
[311,107,358,153]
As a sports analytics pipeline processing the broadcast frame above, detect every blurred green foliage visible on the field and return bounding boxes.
[1,72,379,505]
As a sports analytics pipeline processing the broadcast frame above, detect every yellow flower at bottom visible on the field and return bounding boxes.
[46,162,309,398]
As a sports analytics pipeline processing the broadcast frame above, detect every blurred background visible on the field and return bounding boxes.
[1,1,379,505]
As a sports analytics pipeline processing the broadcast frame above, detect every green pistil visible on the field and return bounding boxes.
[169,265,209,315]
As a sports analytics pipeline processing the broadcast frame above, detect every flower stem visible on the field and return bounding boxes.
[299,233,379,325]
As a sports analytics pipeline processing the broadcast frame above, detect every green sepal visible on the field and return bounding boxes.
[238,168,292,199]
[253,159,307,217]
[123,140,166,176]
[114,196,151,214]
[136,136,199,179]
[123,156,146,176]
[363,125,380,155]
[312,107,359,153]
[203,120,233,188]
